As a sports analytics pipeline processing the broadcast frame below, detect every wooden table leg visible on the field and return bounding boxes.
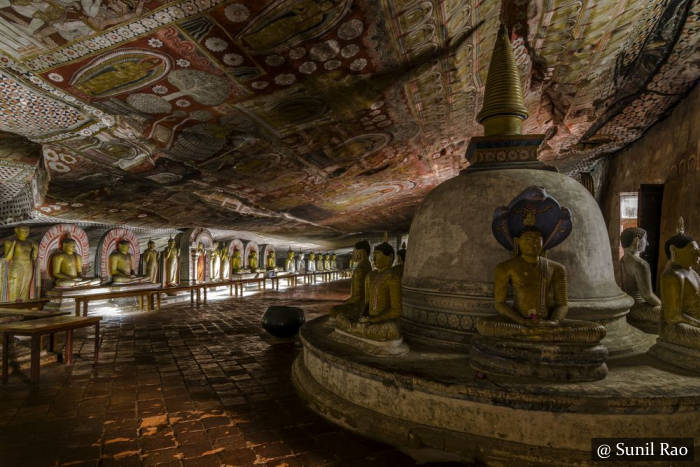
[83,300,88,317]
[30,335,40,383]
[75,299,81,317]
[157,293,161,310]
[2,333,10,384]
[196,288,201,305]
[94,322,100,363]
[203,287,207,304]
[190,288,194,305]
[65,329,73,365]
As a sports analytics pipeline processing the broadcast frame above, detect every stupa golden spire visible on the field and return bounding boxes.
[477,24,529,136]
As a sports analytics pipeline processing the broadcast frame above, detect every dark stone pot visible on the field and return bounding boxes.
[262,306,305,338]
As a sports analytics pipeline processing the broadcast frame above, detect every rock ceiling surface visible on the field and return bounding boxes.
[0,0,697,243]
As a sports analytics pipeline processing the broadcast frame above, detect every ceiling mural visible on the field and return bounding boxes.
[0,0,697,242]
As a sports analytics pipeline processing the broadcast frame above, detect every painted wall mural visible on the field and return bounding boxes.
[0,0,696,241]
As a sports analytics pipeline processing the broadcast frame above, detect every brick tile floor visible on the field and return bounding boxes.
[0,281,468,466]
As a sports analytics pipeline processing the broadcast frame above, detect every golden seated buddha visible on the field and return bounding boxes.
[331,240,371,321]
[472,187,607,382]
[109,240,149,284]
[51,238,101,288]
[649,219,700,372]
[335,242,404,343]
[231,249,243,274]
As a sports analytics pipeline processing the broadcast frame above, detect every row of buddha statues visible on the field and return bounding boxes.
[330,186,699,376]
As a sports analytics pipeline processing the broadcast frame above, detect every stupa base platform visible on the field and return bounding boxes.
[293,316,700,466]
[649,340,700,374]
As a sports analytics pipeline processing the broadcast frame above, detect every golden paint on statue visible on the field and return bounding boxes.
[51,238,101,288]
[335,242,403,342]
[315,253,323,272]
[248,250,259,271]
[110,240,149,284]
[3,226,38,302]
[323,253,331,271]
[331,241,371,320]
[330,254,337,270]
[231,249,243,273]
[266,250,276,270]
[650,219,700,372]
[307,253,316,272]
[143,240,159,284]
[162,237,179,286]
[285,250,296,272]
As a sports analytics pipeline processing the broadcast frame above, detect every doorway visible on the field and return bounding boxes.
[638,184,664,292]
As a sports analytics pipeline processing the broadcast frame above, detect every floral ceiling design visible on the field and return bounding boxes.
[0,0,697,242]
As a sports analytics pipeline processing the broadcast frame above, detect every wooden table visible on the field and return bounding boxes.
[232,277,266,297]
[73,287,161,316]
[0,299,49,311]
[1,315,101,384]
[269,274,298,290]
[0,308,70,320]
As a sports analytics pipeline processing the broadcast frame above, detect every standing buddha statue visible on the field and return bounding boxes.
[331,254,337,270]
[3,226,38,301]
[143,240,159,284]
[307,253,316,272]
[316,253,323,272]
[162,237,180,286]
[210,242,221,281]
[220,245,231,280]
[195,242,206,282]
[323,253,331,271]
[649,218,700,373]
[285,250,296,272]
[266,250,276,270]
[620,227,662,333]
[296,253,306,273]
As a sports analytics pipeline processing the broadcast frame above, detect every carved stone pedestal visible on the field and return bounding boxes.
[649,340,700,373]
[332,328,409,357]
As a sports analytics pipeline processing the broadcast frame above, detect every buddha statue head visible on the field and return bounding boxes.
[310,252,316,261]
[168,237,176,249]
[354,240,371,263]
[665,224,699,268]
[63,237,78,256]
[147,239,156,251]
[233,248,241,259]
[287,250,295,260]
[373,243,395,271]
[117,240,131,255]
[621,227,649,255]
[14,225,30,241]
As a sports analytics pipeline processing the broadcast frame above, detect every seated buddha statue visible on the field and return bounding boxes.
[620,227,662,333]
[307,253,316,272]
[266,250,277,270]
[285,250,296,273]
[248,250,259,271]
[649,219,700,373]
[110,240,149,284]
[231,248,243,274]
[334,243,407,354]
[142,240,160,284]
[331,240,372,321]
[472,187,607,382]
[323,254,331,271]
[51,238,101,288]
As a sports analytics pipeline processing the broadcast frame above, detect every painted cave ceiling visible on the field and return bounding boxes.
[0,0,697,242]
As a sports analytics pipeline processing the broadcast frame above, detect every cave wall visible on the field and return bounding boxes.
[601,84,699,281]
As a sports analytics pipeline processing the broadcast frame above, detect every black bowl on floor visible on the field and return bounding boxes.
[262,306,306,338]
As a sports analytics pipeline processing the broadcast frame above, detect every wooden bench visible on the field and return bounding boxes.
[73,287,162,316]
[269,274,298,291]
[0,308,70,320]
[1,315,101,384]
[232,277,266,297]
[0,299,49,311]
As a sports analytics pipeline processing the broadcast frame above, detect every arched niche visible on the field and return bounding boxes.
[227,239,244,256]
[95,228,140,280]
[37,224,90,289]
[243,241,259,269]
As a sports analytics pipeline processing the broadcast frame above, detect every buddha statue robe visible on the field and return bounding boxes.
[3,226,38,301]
[51,240,100,288]
[649,225,700,372]
[620,228,662,333]
[110,242,149,284]
[163,239,179,286]
[220,249,231,280]
[143,242,159,284]
[307,254,316,272]
[195,243,206,282]
[285,251,296,272]
[248,251,259,271]
[231,250,243,273]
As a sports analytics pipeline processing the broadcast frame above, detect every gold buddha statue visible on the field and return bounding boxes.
[649,219,700,372]
[285,250,296,272]
[51,238,101,288]
[162,237,179,286]
[110,240,149,284]
[220,245,231,280]
[330,254,337,270]
[331,241,371,320]
[143,240,159,284]
[266,250,276,270]
[210,242,222,281]
[307,253,316,272]
[620,227,662,333]
[3,226,38,302]
[248,250,259,271]
[472,187,608,381]
[335,242,404,342]
[316,253,324,272]
[231,248,243,273]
